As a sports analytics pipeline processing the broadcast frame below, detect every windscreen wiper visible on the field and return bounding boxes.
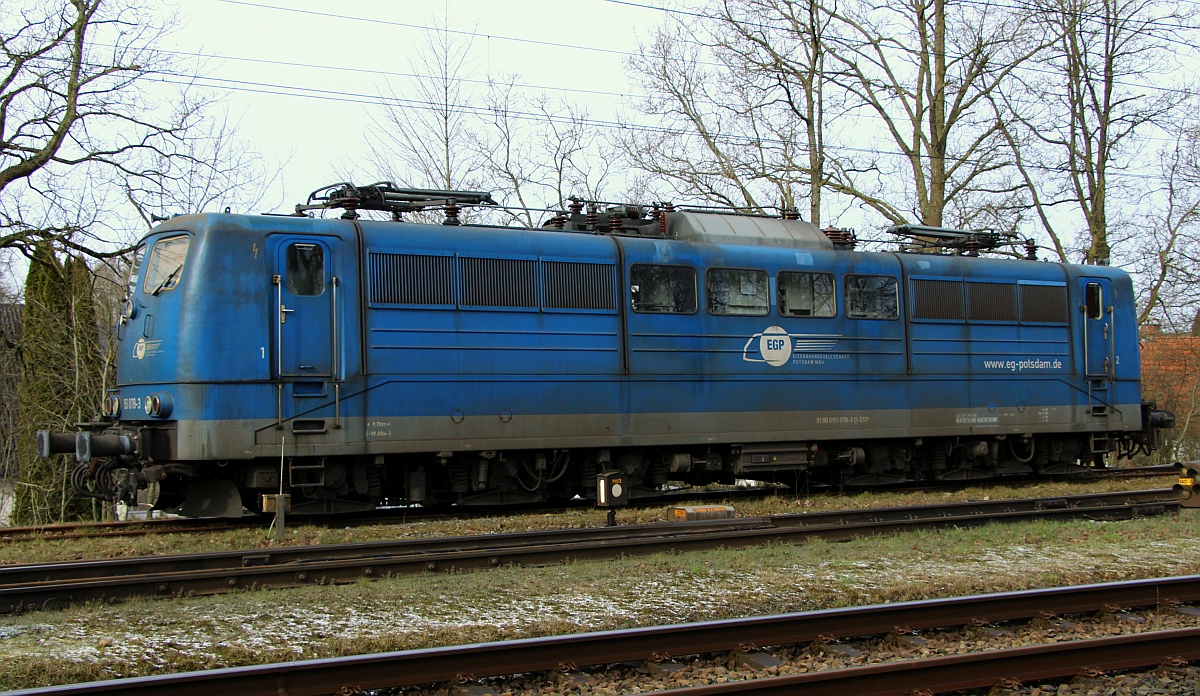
[150,264,183,296]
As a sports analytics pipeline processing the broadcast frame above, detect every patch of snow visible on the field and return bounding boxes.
[4,535,1200,672]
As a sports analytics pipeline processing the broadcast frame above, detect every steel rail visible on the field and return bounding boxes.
[0,490,1175,613]
[0,516,245,541]
[8,575,1200,696]
[0,485,784,541]
[650,628,1200,695]
[1,488,1171,582]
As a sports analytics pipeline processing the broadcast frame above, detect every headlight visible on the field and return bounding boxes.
[102,395,121,418]
[120,300,138,322]
[143,391,173,418]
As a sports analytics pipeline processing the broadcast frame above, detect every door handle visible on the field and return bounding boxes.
[280,305,295,323]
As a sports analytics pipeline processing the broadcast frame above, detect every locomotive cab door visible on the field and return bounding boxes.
[1080,277,1113,379]
[273,239,335,377]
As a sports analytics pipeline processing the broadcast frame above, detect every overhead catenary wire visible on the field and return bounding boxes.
[210,0,1200,97]
[11,0,1179,222]
[140,40,1194,112]
[47,37,1193,159]
[9,49,1184,188]
[173,0,1200,183]
[37,39,1187,169]
[214,0,635,57]
[215,0,1199,62]
[599,0,1200,52]
[151,71,1183,184]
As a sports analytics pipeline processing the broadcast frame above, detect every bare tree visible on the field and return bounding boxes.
[366,10,484,224]
[528,98,614,211]
[0,0,216,259]
[993,0,1187,264]
[364,9,617,226]
[472,79,614,227]
[470,79,539,226]
[822,0,1039,228]
[709,0,838,225]
[1134,124,1200,324]
[120,109,277,227]
[621,22,811,215]
[624,0,1039,232]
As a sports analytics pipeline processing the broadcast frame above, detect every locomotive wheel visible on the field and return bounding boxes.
[178,480,245,518]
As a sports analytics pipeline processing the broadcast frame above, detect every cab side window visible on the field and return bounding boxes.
[1086,282,1102,319]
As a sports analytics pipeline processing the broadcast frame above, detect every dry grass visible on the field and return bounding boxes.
[0,477,1163,566]
[0,487,1196,691]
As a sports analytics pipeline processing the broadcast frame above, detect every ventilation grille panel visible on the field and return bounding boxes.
[369,253,454,305]
[912,279,964,320]
[544,261,616,310]
[968,282,1018,321]
[1020,284,1069,323]
[460,257,538,308]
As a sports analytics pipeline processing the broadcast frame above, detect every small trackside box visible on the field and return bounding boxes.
[261,494,292,513]
[668,505,736,522]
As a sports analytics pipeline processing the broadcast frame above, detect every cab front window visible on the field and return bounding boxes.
[142,235,190,295]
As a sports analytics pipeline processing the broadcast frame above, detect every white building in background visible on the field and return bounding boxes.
[0,303,21,527]
[0,482,12,526]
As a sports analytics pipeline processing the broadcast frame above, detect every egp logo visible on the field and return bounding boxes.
[755,326,793,367]
[743,327,839,367]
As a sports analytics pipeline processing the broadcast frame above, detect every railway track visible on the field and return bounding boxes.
[0,516,243,542]
[9,574,1200,695]
[0,463,1178,542]
[0,486,780,542]
[0,488,1175,614]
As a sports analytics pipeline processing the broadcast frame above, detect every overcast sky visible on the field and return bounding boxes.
[170,0,660,213]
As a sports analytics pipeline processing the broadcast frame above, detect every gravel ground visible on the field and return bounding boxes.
[384,605,1200,694]
[1003,668,1200,696]
[0,483,1195,691]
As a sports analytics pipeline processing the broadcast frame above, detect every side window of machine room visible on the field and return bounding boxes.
[845,275,899,319]
[142,235,191,295]
[778,271,836,317]
[630,264,697,313]
[707,268,768,316]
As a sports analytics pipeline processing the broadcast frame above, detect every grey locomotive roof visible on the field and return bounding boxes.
[665,211,833,250]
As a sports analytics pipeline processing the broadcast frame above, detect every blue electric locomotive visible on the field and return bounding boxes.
[38,183,1174,514]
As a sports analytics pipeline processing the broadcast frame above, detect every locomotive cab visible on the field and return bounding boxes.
[38,213,365,515]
